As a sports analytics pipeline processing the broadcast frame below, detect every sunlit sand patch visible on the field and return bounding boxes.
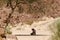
[7,17,60,40]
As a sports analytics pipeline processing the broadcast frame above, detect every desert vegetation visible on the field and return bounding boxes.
[49,18,60,40]
[0,0,60,40]
[0,0,60,26]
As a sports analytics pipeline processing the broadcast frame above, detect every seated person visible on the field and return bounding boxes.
[31,28,36,35]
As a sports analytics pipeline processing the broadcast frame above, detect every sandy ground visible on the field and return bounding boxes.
[6,17,60,40]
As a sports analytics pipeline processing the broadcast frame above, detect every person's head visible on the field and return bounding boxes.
[32,28,35,31]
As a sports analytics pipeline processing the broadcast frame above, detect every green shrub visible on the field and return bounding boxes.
[50,19,60,40]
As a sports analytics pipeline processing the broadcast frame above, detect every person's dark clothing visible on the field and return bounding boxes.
[31,28,36,35]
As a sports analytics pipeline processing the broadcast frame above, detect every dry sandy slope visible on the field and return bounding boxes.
[6,17,60,40]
